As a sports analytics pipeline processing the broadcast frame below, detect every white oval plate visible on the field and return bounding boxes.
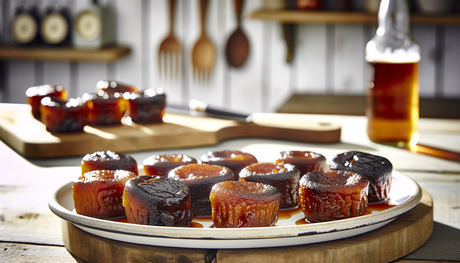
[49,170,421,249]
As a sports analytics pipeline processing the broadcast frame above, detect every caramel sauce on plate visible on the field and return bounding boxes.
[109,199,397,227]
[110,216,207,228]
[279,206,302,220]
[296,199,397,225]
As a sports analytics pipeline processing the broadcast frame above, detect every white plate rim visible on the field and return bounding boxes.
[49,170,421,243]
[74,218,396,249]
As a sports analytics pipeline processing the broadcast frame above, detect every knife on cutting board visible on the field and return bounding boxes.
[167,100,252,122]
[168,100,460,163]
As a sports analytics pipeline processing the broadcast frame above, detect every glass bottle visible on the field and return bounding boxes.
[10,4,41,46]
[365,0,420,147]
[40,4,71,46]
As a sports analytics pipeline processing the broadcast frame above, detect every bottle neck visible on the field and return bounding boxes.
[377,0,410,36]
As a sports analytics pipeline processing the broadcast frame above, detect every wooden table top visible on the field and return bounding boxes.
[1,103,459,262]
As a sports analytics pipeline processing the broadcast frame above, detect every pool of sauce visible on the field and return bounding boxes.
[108,199,397,227]
[295,199,397,225]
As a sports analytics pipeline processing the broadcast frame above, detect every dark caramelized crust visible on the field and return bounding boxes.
[200,150,257,181]
[330,151,392,202]
[73,170,138,218]
[122,176,193,226]
[275,150,329,176]
[169,164,233,216]
[82,92,126,126]
[124,88,166,124]
[26,84,67,120]
[95,80,139,95]
[143,154,197,177]
[81,151,138,175]
[299,170,369,222]
[209,181,280,228]
[239,163,300,208]
[40,97,88,133]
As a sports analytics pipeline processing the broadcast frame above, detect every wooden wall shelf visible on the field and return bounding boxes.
[277,94,460,119]
[0,46,131,63]
[249,10,460,25]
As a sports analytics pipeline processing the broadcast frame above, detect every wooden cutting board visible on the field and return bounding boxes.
[62,188,433,263]
[0,106,341,158]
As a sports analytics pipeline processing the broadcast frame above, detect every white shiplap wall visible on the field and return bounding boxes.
[1,0,459,114]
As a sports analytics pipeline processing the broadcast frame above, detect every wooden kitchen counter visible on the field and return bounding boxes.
[1,103,459,262]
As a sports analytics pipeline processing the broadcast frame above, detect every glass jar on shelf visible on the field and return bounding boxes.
[10,4,41,45]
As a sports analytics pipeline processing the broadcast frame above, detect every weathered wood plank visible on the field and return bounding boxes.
[443,26,460,98]
[295,24,328,94]
[63,222,217,263]
[0,46,131,63]
[75,63,108,96]
[412,25,437,97]
[5,60,35,103]
[0,181,73,246]
[0,243,77,263]
[265,21,292,112]
[113,0,143,89]
[402,221,460,261]
[276,94,460,119]
[333,24,365,94]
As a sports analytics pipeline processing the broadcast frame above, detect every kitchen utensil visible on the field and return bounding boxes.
[403,144,460,162]
[158,0,181,80]
[282,23,297,63]
[225,0,249,68]
[191,0,215,83]
[168,99,251,122]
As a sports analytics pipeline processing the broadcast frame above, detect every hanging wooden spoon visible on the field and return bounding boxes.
[191,0,215,82]
[225,0,249,68]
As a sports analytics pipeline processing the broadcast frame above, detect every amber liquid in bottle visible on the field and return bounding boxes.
[366,61,419,145]
[365,0,420,146]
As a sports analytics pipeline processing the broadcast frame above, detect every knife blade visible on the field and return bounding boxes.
[166,99,252,123]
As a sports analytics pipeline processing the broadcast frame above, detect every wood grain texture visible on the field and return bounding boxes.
[63,222,216,263]
[249,10,460,25]
[59,188,432,263]
[333,24,365,94]
[0,46,131,63]
[5,60,36,103]
[443,26,460,97]
[0,106,341,158]
[0,167,77,246]
[412,26,437,97]
[0,243,77,263]
[277,94,460,119]
[113,1,143,90]
[295,24,327,94]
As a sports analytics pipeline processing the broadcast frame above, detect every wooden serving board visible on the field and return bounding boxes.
[62,188,433,263]
[0,106,341,158]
